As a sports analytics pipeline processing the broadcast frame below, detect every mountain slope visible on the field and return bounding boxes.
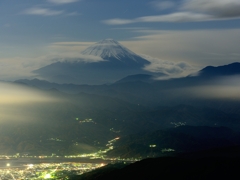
[107,126,239,158]
[73,154,240,180]
[114,74,157,84]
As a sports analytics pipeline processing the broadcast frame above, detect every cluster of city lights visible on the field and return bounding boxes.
[0,162,105,179]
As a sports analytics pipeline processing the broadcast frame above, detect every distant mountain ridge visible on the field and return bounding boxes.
[198,62,240,77]
[17,62,240,114]
[115,74,159,84]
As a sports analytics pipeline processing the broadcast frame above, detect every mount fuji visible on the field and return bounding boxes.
[81,39,150,66]
[33,39,151,85]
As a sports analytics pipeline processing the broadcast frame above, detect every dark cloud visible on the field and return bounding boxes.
[182,0,240,18]
[103,0,240,24]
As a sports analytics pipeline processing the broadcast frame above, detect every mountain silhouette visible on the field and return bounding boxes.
[33,39,150,84]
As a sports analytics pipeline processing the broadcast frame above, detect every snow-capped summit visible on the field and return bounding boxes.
[81,39,136,59]
[81,39,149,66]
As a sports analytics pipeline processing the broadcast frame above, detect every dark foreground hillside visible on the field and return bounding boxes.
[106,126,240,158]
[72,146,240,180]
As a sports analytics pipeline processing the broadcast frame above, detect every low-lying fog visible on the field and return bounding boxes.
[0,82,61,122]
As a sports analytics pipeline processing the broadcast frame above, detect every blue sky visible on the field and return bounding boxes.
[0,0,240,80]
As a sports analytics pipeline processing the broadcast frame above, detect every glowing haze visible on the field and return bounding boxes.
[0,83,57,104]
[0,82,60,121]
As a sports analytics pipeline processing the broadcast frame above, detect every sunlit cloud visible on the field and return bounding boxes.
[47,0,79,4]
[24,7,63,16]
[103,0,240,24]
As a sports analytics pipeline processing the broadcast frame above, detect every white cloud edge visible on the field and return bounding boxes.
[23,7,64,16]
[140,54,196,77]
[23,7,80,17]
